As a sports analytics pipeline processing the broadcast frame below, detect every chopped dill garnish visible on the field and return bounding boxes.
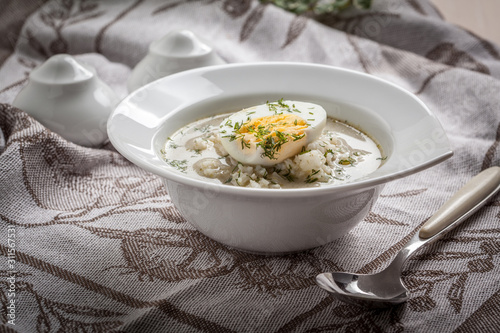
[305,169,320,183]
[266,101,278,113]
[306,176,318,183]
[241,139,250,149]
[339,157,356,166]
[222,134,238,142]
[257,130,288,160]
[234,121,242,131]
[299,146,310,155]
[222,120,250,149]
[165,159,188,172]
[194,125,211,133]
[277,98,289,108]
[282,165,294,182]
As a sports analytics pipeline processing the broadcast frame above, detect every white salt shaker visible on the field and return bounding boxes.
[127,29,226,92]
[13,54,119,147]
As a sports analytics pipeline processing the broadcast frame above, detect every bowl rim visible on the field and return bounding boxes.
[108,62,453,198]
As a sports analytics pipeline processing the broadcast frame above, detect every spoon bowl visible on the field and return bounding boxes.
[317,272,408,308]
[317,166,500,307]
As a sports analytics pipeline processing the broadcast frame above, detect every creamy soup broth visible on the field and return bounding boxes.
[161,102,384,189]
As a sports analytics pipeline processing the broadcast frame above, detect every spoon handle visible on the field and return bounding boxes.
[396,166,500,263]
[419,166,500,239]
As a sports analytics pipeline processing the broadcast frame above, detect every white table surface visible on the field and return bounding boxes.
[431,0,500,45]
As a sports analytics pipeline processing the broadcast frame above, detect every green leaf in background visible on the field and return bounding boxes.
[353,0,371,9]
[261,0,372,15]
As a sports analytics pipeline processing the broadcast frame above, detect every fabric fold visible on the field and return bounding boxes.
[0,0,499,332]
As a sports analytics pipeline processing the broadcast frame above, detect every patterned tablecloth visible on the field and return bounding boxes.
[1,0,500,332]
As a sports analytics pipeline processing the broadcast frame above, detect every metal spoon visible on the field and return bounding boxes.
[316,166,500,308]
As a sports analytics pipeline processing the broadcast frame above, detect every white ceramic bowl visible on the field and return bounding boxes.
[108,63,453,254]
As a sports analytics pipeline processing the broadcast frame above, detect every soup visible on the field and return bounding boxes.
[161,100,384,188]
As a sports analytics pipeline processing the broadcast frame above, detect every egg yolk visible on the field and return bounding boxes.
[240,114,307,136]
[238,114,308,160]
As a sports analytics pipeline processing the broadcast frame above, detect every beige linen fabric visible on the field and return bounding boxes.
[1,0,499,332]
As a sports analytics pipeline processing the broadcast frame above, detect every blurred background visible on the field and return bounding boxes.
[431,0,500,45]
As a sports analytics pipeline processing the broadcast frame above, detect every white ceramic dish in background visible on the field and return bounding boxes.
[13,54,119,147]
[127,29,226,92]
[108,62,453,254]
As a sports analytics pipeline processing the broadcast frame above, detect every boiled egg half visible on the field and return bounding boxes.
[219,100,327,166]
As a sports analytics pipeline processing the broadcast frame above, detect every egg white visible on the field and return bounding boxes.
[219,100,327,166]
